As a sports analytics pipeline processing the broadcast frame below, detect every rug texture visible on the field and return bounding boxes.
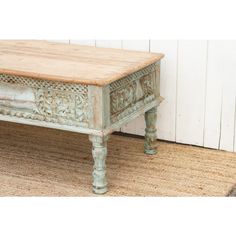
[0,121,236,196]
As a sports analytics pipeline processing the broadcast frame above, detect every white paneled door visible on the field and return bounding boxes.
[204,41,223,149]
[95,40,122,49]
[150,40,178,142]
[120,40,236,153]
[70,40,96,46]
[175,40,208,146]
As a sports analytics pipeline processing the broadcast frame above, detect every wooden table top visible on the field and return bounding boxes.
[0,41,164,86]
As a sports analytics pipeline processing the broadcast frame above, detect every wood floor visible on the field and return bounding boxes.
[0,121,235,196]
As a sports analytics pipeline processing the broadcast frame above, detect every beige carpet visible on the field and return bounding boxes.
[0,121,236,196]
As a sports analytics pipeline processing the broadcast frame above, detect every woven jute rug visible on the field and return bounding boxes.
[0,121,236,196]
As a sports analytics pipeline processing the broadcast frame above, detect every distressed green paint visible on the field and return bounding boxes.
[109,63,158,124]
[0,74,89,127]
[89,135,109,194]
[144,107,157,155]
[0,61,162,194]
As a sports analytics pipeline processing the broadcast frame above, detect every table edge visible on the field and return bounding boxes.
[0,55,164,86]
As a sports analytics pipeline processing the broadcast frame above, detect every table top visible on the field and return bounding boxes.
[0,41,164,86]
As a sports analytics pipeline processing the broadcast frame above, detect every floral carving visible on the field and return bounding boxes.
[35,90,76,118]
[110,66,158,123]
[110,81,136,115]
[140,75,155,97]
[75,94,88,122]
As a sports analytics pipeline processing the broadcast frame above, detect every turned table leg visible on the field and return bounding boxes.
[144,107,157,155]
[89,135,109,194]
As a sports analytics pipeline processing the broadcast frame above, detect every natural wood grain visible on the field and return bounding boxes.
[0,40,164,86]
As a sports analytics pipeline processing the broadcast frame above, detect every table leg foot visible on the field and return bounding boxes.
[89,135,109,194]
[144,107,157,155]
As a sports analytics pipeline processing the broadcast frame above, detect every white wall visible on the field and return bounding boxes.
[50,40,236,152]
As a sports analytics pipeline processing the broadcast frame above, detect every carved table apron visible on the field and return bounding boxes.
[0,41,164,194]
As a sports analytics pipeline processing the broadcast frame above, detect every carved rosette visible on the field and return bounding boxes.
[35,89,88,124]
[110,63,159,123]
[0,74,89,127]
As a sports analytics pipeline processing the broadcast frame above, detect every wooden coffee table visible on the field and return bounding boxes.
[0,41,164,194]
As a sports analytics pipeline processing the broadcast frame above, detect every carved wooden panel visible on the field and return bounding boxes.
[110,63,159,123]
[0,74,89,127]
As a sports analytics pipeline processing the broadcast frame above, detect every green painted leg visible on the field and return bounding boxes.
[89,135,109,194]
[144,107,157,155]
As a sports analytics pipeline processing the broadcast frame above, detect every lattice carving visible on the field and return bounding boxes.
[110,63,157,92]
[0,74,89,127]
